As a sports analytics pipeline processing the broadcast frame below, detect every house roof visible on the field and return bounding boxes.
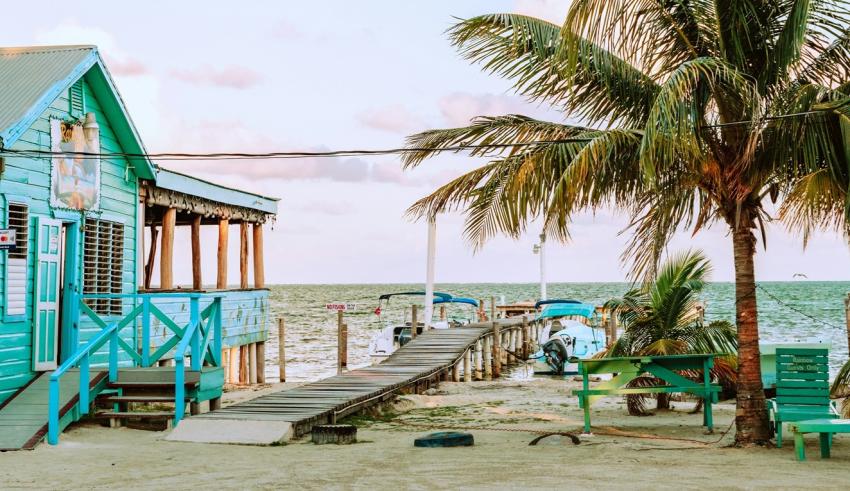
[154,167,279,215]
[0,45,156,179]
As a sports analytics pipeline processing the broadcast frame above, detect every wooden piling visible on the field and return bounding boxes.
[249,342,258,384]
[160,207,176,289]
[440,305,447,321]
[607,308,619,345]
[474,340,483,380]
[239,345,248,384]
[240,222,249,289]
[217,218,229,289]
[144,225,158,290]
[253,223,265,288]
[452,361,460,382]
[490,296,496,322]
[337,310,347,374]
[483,335,492,380]
[507,329,516,364]
[521,316,530,358]
[257,341,266,384]
[463,348,472,382]
[222,348,230,384]
[411,304,418,339]
[191,214,202,289]
[278,318,286,383]
[492,323,501,378]
[229,346,239,383]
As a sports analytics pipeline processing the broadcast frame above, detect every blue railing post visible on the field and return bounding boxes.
[48,377,60,445]
[79,354,90,415]
[109,327,118,382]
[174,362,185,425]
[213,298,222,366]
[189,296,201,371]
[141,296,151,367]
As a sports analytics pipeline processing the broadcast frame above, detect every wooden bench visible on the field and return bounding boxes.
[788,419,850,461]
[572,354,721,434]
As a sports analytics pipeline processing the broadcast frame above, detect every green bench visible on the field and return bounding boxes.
[788,419,850,461]
[572,354,721,434]
[767,348,839,448]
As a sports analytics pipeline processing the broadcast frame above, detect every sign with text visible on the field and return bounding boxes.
[326,303,357,312]
[0,229,16,250]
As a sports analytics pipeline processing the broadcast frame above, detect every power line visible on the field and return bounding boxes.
[755,283,843,330]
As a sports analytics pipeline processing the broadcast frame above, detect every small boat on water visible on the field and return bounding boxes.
[528,299,607,375]
[368,292,479,364]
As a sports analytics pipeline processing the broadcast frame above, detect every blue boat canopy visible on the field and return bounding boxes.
[535,299,582,309]
[537,302,596,320]
[433,297,479,307]
[379,292,452,302]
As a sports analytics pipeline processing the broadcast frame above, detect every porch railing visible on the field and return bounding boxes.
[47,292,223,445]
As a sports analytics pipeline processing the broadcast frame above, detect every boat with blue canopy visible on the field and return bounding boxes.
[528,300,607,375]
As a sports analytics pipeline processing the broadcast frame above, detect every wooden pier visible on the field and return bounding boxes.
[192,318,533,437]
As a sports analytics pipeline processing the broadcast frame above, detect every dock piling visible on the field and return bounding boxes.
[463,348,472,382]
[337,311,348,374]
[492,322,502,378]
[483,335,492,380]
[278,317,286,383]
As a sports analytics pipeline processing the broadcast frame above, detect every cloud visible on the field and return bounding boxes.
[36,20,149,77]
[438,92,535,127]
[104,56,148,76]
[513,0,570,24]
[357,104,426,133]
[171,65,262,89]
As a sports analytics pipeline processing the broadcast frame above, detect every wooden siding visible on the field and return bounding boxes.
[0,75,139,403]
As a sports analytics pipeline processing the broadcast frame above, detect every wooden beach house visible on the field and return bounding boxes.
[0,45,278,449]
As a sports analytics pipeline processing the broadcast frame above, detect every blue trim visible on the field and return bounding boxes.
[2,194,31,323]
[86,211,127,224]
[52,209,85,221]
[0,51,98,147]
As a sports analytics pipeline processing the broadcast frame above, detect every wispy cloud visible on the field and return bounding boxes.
[513,0,569,24]
[357,104,426,133]
[171,65,262,89]
[105,56,148,76]
[438,92,534,127]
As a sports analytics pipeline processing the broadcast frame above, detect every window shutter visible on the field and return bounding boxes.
[83,218,125,315]
[69,80,85,117]
[5,203,28,316]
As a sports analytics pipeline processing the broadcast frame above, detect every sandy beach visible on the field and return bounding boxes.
[1,376,847,490]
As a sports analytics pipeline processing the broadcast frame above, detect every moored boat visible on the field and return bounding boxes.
[528,300,607,375]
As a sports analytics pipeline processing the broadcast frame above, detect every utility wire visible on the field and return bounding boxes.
[755,283,844,330]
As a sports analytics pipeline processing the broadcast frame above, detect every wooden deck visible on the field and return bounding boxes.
[0,370,107,451]
[195,320,526,436]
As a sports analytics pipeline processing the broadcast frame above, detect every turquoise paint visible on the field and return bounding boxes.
[156,168,278,214]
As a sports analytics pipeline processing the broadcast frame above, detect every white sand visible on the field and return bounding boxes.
[1,377,848,490]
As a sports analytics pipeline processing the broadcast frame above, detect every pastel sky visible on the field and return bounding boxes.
[3,1,849,284]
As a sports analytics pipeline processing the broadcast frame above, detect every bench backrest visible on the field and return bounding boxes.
[775,348,830,410]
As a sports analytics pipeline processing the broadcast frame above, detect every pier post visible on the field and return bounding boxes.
[478,299,485,321]
[253,223,265,288]
[452,360,460,382]
[337,311,348,373]
[483,335,492,380]
[278,318,286,383]
[160,207,175,289]
[607,308,619,345]
[249,342,258,384]
[240,222,249,289]
[411,304,418,339]
[507,329,516,364]
[217,218,229,289]
[440,306,446,321]
[463,348,472,382]
[144,224,158,290]
[522,316,530,358]
[191,214,202,289]
[474,340,483,380]
[239,345,248,384]
[492,323,502,378]
[490,296,496,321]
[257,341,266,384]
[229,346,239,383]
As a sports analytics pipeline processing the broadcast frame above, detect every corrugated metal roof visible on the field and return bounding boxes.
[155,167,279,215]
[0,45,96,140]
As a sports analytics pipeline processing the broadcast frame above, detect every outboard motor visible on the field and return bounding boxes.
[541,336,573,375]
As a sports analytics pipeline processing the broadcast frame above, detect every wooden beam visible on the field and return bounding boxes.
[240,222,249,289]
[217,218,229,289]
[160,208,176,289]
[253,223,265,288]
[191,215,202,289]
[144,225,158,290]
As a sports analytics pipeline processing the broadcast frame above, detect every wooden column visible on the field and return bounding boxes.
[253,223,265,288]
[473,340,482,380]
[483,335,492,380]
[228,346,239,383]
[337,310,347,373]
[463,348,472,382]
[492,322,502,378]
[217,218,229,289]
[522,316,530,358]
[240,222,249,289]
[160,208,176,289]
[144,224,159,289]
[278,318,286,382]
[452,361,460,382]
[191,215,202,289]
[257,342,266,384]
[411,305,418,339]
[239,345,248,384]
[249,342,258,384]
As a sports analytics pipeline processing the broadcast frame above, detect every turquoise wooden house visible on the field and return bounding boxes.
[0,45,278,449]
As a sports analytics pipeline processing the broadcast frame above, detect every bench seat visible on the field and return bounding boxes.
[788,419,850,461]
[574,385,721,396]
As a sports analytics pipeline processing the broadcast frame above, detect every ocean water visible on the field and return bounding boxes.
[262,282,850,382]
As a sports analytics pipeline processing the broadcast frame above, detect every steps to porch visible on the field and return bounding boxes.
[0,366,223,450]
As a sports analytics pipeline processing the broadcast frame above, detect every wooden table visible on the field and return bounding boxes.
[788,419,850,461]
[572,354,722,433]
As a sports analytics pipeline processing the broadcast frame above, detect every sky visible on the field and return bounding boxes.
[3,0,850,284]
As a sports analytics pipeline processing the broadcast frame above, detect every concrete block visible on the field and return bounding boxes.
[165,418,293,445]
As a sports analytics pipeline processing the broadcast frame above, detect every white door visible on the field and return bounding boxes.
[33,216,62,371]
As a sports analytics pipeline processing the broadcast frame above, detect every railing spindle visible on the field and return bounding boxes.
[109,327,118,382]
[174,363,185,424]
[48,378,60,445]
[79,354,90,415]
[190,296,201,371]
[141,297,151,367]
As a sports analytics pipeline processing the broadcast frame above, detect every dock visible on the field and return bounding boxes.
[182,318,532,439]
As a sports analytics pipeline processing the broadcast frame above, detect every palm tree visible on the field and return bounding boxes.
[402,3,850,445]
[603,250,737,414]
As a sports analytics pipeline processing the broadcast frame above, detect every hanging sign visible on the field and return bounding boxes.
[0,229,16,250]
[326,303,357,311]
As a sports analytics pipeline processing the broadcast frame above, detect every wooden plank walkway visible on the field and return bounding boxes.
[195,321,519,436]
[0,370,107,450]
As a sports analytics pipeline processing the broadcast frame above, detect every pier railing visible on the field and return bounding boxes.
[47,293,223,444]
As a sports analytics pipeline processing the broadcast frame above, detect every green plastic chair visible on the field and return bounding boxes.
[767,348,838,448]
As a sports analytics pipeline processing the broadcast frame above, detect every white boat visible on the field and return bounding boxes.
[528,300,607,375]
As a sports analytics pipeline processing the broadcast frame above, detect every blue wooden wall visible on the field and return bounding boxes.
[0,73,139,403]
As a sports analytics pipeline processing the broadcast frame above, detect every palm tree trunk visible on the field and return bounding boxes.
[731,225,771,445]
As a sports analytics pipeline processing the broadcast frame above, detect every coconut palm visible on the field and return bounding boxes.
[603,250,737,414]
[402,3,850,444]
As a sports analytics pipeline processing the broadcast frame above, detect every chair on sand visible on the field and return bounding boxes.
[767,348,839,448]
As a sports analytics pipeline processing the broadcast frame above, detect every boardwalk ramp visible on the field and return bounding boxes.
[0,370,107,450]
[168,323,504,444]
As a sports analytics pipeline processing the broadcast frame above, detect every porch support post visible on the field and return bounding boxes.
[253,223,265,288]
[240,222,249,289]
[144,224,159,290]
[191,214,202,289]
[160,207,176,290]
[217,218,229,289]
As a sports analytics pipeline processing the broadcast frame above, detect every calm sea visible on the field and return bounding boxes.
[263,282,850,382]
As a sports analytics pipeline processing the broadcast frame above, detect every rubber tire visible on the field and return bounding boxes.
[414,431,474,447]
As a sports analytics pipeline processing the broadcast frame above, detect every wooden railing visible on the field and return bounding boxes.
[47,293,223,445]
